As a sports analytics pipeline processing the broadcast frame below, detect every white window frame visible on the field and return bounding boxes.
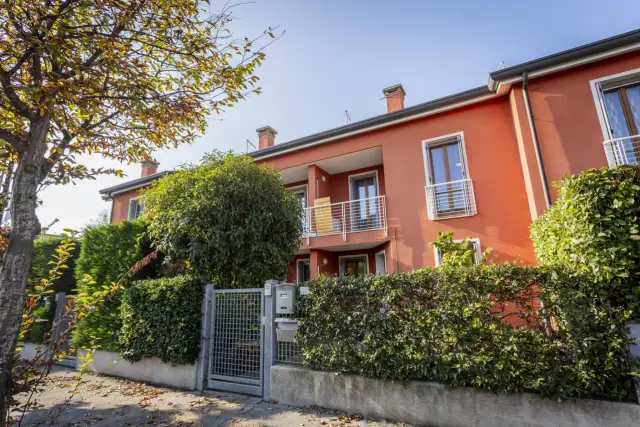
[347,170,379,202]
[375,250,387,275]
[127,197,144,220]
[296,258,311,285]
[421,131,475,219]
[433,237,482,266]
[287,184,309,207]
[590,67,640,142]
[338,254,369,276]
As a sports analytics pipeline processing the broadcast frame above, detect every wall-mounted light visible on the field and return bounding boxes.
[321,175,327,182]
[322,258,328,265]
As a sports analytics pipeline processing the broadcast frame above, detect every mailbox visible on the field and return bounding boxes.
[275,283,296,315]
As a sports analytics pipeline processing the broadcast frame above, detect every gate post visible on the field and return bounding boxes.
[263,279,278,399]
[196,284,214,391]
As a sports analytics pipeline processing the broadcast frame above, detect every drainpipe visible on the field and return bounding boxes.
[522,72,552,208]
[108,195,115,223]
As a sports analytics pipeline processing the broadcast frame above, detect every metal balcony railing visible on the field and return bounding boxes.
[603,135,640,166]
[302,195,387,241]
[425,179,477,220]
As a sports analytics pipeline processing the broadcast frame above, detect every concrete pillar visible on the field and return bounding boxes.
[262,279,278,399]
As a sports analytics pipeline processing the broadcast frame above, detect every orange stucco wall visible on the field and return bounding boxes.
[519,51,640,201]
[262,96,537,273]
[110,189,141,223]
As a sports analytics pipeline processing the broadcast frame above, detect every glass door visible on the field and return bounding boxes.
[341,256,368,277]
[603,83,640,163]
[427,138,467,214]
[350,174,378,231]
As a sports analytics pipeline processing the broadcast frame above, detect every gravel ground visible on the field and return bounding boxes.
[12,367,409,427]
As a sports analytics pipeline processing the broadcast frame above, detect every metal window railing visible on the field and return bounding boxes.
[425,179,477,220]
[302,195,387,241]
[603,135,640,166]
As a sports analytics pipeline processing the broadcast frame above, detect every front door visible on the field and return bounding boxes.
[340,256,368,277]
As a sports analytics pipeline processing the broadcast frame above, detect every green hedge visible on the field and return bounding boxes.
[531,165,640,316]
[297,264,638,401]
[119,275,203,365]
[72,220,159,351]
[29,235,79,293]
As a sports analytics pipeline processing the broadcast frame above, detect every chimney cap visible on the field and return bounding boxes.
[141,158,159,166]
[256,126,278,136]
[382,84,406,97]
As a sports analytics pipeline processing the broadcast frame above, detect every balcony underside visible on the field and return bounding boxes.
[296,228,389,253]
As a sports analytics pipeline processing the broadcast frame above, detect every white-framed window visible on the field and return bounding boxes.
[287,184,308,235]
[422,132,476,220]
[296,259,311,284]
[591,68,640,166]
[433,237,482,266]
[348,171,381,231]
[339,254,369,277]
[127,197,144,220]
[375,250,387,275]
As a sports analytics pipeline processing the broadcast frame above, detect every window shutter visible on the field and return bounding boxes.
[456,135,468,179]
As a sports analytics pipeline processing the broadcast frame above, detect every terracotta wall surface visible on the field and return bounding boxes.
[110,189,141,223]
[263,96,536,272]
[519,51,640,201]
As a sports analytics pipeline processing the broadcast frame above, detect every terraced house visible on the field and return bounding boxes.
[100,29,640,283]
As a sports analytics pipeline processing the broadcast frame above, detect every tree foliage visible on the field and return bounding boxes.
[120,275,203,365]
[0,0,273,183]
[531,165,640,316]
[297,265,638,401]
[72,220,156,350]
[28,235,79,294]
[143,151,302,287]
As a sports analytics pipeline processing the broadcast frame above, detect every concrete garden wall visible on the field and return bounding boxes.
[271,364,640,427]
[77,349,197,390]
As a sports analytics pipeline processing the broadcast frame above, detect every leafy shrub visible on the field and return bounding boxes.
[29,235,79,294]
[72,220,159,351]
[531,165,640,316]
[120,275,203,365]
[297,264,637,401]
[21,302,54,344]
[143,151,302,287]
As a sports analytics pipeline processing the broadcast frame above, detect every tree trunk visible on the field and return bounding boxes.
[0,118,49,426]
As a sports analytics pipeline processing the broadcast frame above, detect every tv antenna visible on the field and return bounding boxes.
[496,61,505,71]
[345,110,351,124]
[246,139,256,153]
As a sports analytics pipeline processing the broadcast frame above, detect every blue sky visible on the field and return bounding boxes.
[39,0,640,232]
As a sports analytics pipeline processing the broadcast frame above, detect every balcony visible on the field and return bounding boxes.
[425,179,477,220]
[302,196,387,242]
[604,135,640,166]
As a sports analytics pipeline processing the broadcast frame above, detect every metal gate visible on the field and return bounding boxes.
[207,288,264,396]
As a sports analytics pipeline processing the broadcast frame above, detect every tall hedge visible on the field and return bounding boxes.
[531,165,640,316]
[297,265,637,401]
[120,275,203,365]
[23,235,80,343]
[72,220,155,351]
[29,235,79,293]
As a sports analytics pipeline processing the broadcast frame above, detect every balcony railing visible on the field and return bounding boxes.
[603,135,640,166]
[425,179,477,220]
[302,195,387,241]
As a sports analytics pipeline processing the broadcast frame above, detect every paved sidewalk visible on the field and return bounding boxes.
[12,368,408,426]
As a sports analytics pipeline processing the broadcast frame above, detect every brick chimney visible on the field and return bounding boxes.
[382,84,406,113]
[257,126,277,150]
[141,160,159,177]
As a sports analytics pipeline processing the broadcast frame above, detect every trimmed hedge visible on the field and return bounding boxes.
[72,220,159,351]
[29,235,79,294]
[531,165,640,316]
[297,264,638,401]
[120,275,203,365]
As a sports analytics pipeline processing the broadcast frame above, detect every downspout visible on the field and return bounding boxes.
[522,72,552,208]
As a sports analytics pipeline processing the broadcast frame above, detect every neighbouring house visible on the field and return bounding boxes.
[99,29,640,283]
